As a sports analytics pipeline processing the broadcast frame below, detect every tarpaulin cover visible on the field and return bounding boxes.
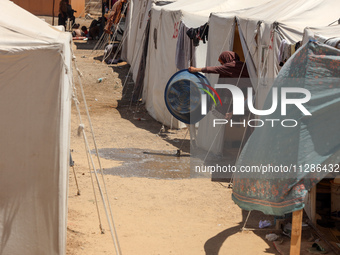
[232,41,340,215]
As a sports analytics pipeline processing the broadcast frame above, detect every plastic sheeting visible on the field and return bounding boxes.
[232,42,340,216]
[0,1,72,254]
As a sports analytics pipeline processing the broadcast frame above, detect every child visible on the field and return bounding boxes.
[81,26,89,37]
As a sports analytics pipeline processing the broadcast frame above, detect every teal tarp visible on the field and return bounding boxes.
[232,41,340,216]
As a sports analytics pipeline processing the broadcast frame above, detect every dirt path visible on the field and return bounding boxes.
[65,19,277,255]
[66,46,278,255]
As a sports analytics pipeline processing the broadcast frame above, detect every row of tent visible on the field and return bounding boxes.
[0,0,339,254]
[122,0,340,129]
[121,0,340,230]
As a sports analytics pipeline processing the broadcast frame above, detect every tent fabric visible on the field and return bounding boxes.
[302,25,340,47]
[0,1,72,254]
[200,0,340,155]
[121,0,177,83]
[207,0,340,109]
[237,0,340,108]
[143,0,273,128]
[196,109,225,156]
[232,41,340,216]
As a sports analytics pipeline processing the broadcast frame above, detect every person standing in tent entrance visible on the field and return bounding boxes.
[189,51,254,146]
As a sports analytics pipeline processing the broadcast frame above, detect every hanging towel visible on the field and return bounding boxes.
[175,22,196,70]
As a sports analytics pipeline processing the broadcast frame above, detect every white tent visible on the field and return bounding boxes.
[207,0,340,108]
[302,24,340,46]
[122,0,177,82]
[142,0,272,128]
[200,0,340,155]
[0,1,72,254]
[237,0,340,108]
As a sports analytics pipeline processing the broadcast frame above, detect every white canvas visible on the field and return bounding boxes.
[0,1,72,254]
[143,0,273,128]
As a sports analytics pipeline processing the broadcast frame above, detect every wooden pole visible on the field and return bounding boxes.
[52,0,55,26]
[310,186,317,225]
[290,209,303,255]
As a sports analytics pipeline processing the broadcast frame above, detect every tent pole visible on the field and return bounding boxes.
[290,209,303,255]
[52,0,55,26]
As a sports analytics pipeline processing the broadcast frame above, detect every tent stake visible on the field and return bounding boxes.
[70,152,81,195]
[71,166,81,196]
[290,209,303,255]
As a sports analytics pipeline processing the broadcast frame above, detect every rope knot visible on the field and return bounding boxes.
[77,124,85,136]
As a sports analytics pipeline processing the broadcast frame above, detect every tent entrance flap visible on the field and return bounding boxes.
[237,19,258,90]
[233,25,245,62]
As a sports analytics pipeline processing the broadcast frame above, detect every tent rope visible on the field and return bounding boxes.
[201,21,259,166]
[90,32,110,57]
[229,25,274,234]
[89,1,131,55]
[101,0,131,63]
[79,120,106,233]
[241,211,252,231]
[73,56,123,255]
[62,48,123,254]
[62,51,107,234]
[200,23,235,164]
[229,22,272,186]
[79,119,121,255]
[328,18,340,26]
[109,0,147,66]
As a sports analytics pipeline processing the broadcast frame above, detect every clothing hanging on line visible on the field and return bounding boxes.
[186,22,209,47]
[175,22,196,70]
[104,0,127,34]
[278,40,302,67]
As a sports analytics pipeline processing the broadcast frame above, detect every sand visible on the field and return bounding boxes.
[64,31,278,255]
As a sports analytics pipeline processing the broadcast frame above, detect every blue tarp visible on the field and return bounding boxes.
[232,41,340,215]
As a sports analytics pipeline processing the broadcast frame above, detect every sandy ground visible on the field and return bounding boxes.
[29,15,338,255]
[34,15,280,255]
[59,16,280,254]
